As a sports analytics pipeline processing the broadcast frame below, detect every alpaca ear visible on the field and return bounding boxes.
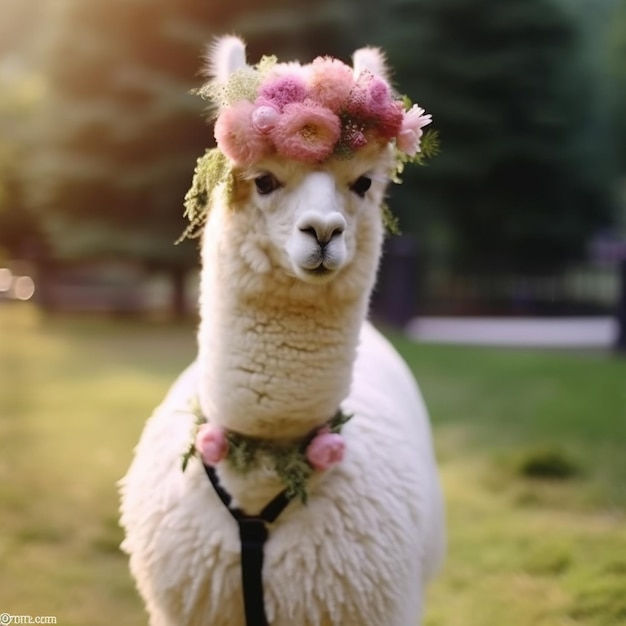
[352,46,390,81]
[204,35,247,82]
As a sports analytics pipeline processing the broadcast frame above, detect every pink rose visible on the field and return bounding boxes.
[214,100,270,165]
[396,104,432,156]
[195,423,228,466]
[270,101,341,163]
[308,56,354,112]
[306,432,346,470]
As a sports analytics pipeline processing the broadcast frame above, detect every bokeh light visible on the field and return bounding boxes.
[0,267,12,292]
[13,275,35,300]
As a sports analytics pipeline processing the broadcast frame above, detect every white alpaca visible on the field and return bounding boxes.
[120,36,445,626]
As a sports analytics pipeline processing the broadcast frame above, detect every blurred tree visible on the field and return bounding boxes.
[0,63,46,261]
[24,0,360,316]
[26,0,221,316]
[607,0,626,173]
[0,0,48,261]
[378,0,615,272]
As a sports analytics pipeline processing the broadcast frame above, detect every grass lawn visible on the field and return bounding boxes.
[0,302,625,626]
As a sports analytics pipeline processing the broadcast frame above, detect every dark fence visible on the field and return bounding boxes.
[418,265,618,317]
[372,237,620,324]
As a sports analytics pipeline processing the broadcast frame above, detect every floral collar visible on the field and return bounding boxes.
[182,401,353,503]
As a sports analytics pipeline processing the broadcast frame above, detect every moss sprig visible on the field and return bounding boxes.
[194,55,278,112]
[391,129,440,184]
[176,148,234,243]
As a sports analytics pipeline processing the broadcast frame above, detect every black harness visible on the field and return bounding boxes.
[203,463,294,626]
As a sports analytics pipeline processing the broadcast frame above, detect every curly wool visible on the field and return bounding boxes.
[120,324,446,626]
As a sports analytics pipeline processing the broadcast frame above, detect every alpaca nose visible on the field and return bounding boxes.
[297,212,346,247]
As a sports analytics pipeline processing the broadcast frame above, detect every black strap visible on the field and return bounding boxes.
[203,464,293,626]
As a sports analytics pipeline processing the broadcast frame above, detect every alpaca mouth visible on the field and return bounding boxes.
[292,246,344,283]
[305,264,333,278]
[299,262,337,283]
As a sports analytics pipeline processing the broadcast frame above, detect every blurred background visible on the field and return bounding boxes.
[1,1,625,625]
[1,0,625,327]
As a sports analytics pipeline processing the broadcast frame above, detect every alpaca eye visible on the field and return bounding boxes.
[254,173,280,195]
[350,176,372,198]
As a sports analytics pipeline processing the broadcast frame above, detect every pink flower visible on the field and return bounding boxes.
[259,74,308,111]
[374,100,405,140]
[270,101,341,163]
[345,84,369,119]
[344,72,403,139]
[252,102,280,134]
[363,76,404,139]
[343,122,367,151]
[396,104,432,156]
[195,423,228,466]
[308,57,354,112]
[366,76,392,112]
[334,120,368,157]
[306,432,346,470]
[214,101,270,165]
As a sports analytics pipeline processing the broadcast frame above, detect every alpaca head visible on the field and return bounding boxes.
[189,36,432,301]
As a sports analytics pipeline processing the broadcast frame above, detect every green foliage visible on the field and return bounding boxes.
[606,0,626,171]
[378,0,616,271]
[178,148,234,242]
[194,56,277,110]
[391,129,440,183]
[23,0,224,268]
[7,0,622,275]
[21,0,361,269]
[0,68,46,256]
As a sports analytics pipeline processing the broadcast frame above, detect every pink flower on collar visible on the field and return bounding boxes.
[195,423,229,466]
[306,430,346,470]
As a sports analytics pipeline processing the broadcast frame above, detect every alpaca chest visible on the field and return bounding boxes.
[130,429,427,626]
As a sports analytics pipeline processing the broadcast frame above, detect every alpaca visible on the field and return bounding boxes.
[120,35,445,626]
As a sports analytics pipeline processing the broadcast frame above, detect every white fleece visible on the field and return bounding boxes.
[120,322,445,626]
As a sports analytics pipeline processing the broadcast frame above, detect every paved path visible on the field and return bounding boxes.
[405,316,617,349]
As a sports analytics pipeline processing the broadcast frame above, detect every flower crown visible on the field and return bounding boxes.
[196,53,433,167]
[179,43,438,242]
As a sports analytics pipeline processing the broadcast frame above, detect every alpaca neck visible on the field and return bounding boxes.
[197,274,368,440]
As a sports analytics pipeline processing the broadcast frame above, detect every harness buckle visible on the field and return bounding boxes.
[238,517,269,549]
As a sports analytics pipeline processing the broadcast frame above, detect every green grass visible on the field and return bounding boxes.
[1,303,625,626]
